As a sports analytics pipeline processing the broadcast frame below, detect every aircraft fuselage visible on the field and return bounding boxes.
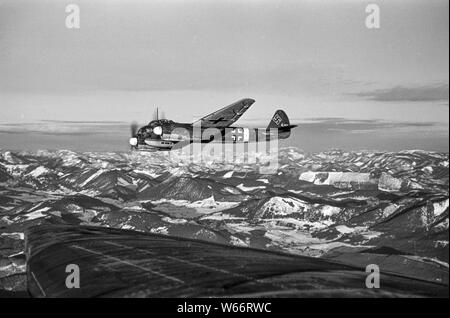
[129,99,296,151]
[131,120,293,151]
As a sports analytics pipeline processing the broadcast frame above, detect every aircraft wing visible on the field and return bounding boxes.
[195,98,255,128]
[25,224,448,297]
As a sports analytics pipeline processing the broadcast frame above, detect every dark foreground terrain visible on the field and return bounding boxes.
[25,225,448,297]
[0,147,448,296]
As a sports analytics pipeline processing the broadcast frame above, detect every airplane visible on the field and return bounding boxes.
[129,98,297,151]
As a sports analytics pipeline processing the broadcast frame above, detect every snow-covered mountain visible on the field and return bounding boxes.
[0,147,448,291]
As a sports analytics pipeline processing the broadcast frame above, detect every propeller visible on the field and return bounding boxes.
[130,121,138,137]
[152,107,166,120]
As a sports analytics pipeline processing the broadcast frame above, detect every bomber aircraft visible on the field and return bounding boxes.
[129,98,297,151]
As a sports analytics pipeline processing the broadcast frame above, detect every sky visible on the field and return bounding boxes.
[0,0,448,152]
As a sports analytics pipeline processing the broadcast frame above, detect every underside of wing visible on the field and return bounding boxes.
[25,225,448,298]
[195,98,255,128]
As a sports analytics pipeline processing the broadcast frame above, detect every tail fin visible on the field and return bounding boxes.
[266,110,297,139]
[267,110,291,130]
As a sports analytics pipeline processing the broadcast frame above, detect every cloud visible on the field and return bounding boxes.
[353,83,449,102]
[0,121,129,135]
[292,117,444,135]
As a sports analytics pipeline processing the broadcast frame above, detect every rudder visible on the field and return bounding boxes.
[267,110,290,129]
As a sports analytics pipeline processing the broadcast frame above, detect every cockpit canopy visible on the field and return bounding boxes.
[148,119,174,127]
[138,119,175,137]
